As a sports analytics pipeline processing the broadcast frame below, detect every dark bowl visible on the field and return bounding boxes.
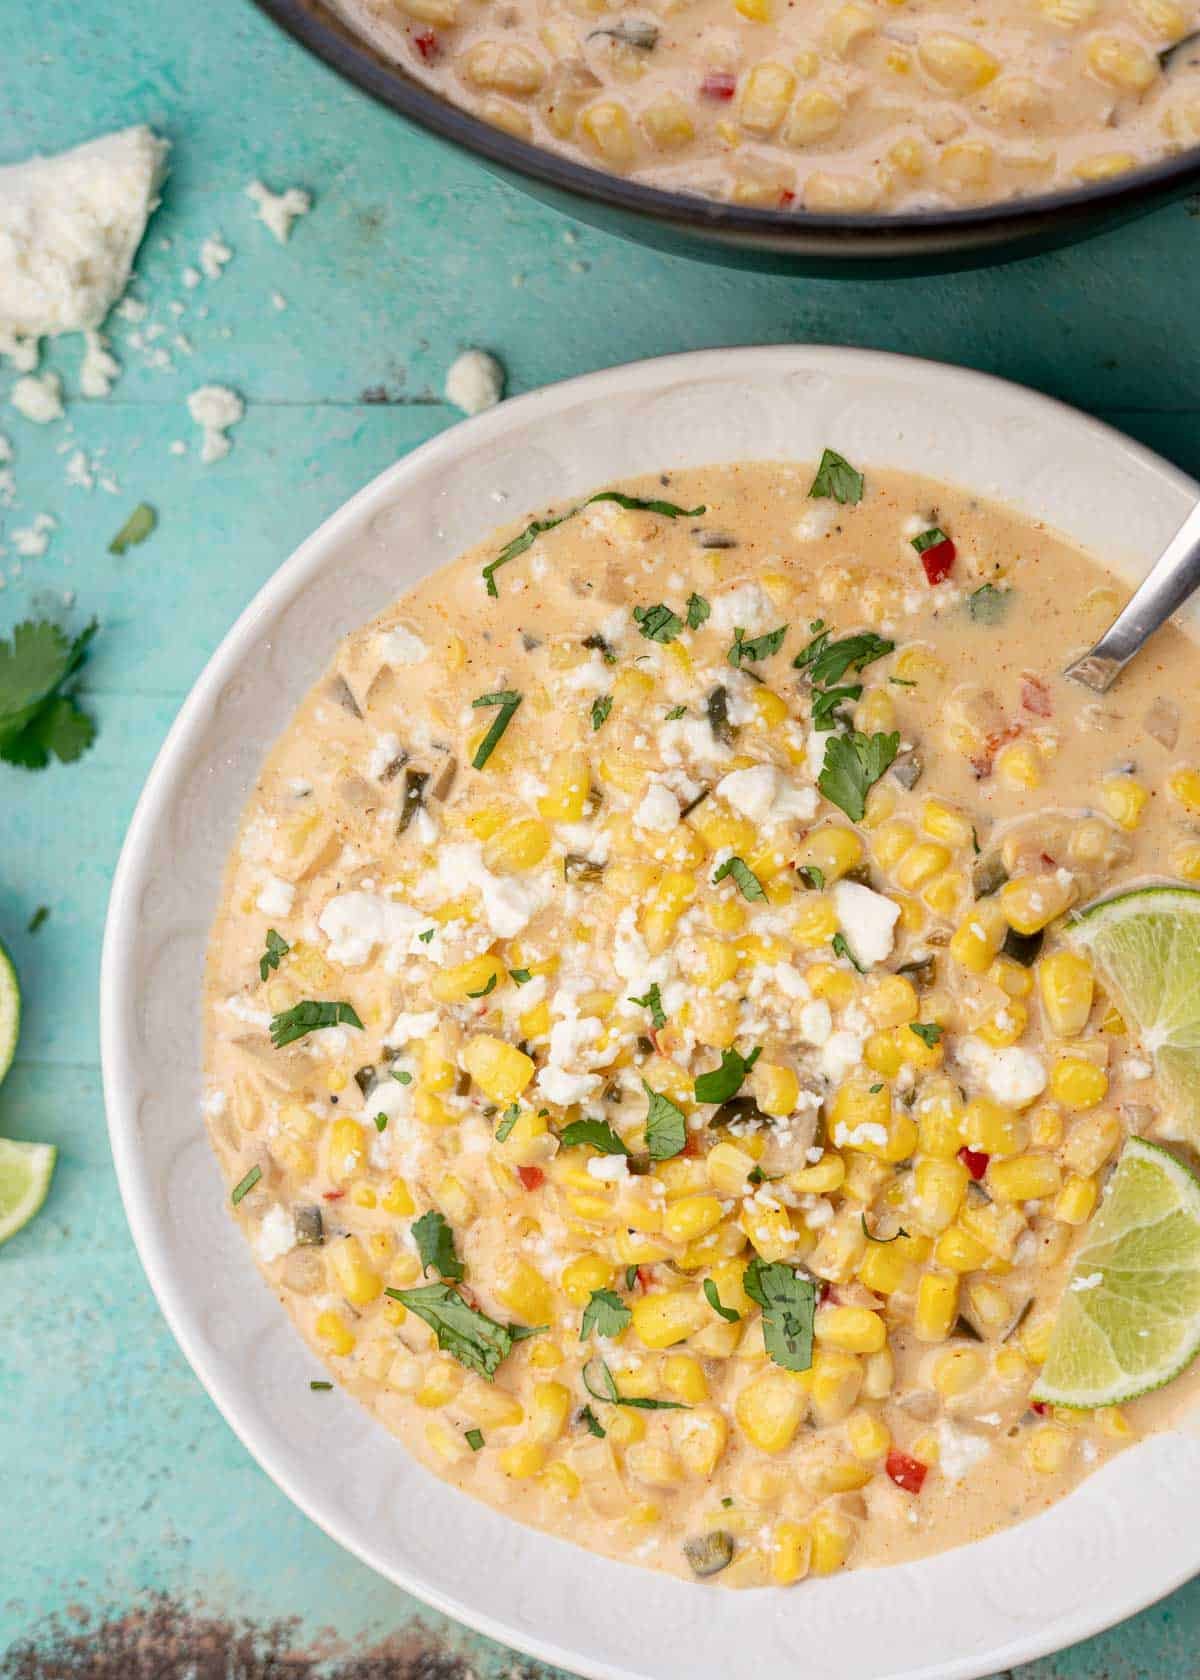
[253,0,1200,275]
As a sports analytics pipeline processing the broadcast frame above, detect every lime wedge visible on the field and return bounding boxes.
[1070,885,1200,1145]
[0,1136,56,1246]
[1033,1137,1200,1408]
[0,935,19,1087]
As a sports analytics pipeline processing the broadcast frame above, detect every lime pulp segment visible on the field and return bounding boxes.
[0,1137,57,1246]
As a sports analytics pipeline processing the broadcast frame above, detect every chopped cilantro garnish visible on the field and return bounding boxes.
[467,971,498,999]
[629,982,666,1030]
[392,1069,413,1085]
[818,729,900,823]
[582,1357,688,1411]
[374,1113,388,1132]
[711,855,765,901]
[0,618,99,770]
[808,449,864,505]
[269,1000,363,1048]
[831,931,866,974]
[642,1082,687,1161]
[664,705,686,721]
[686,592,711,629]
[861,1213,909,1244]
[633,603,684,643]
[793,627,894,686]
[728,623,787,667]
[912,526,949,554]
[694,1045,761,1105]
[743,1256,816,1373]
[797,864,825,891]
[703,1278,741,1323]
[969,583,1010,624]
[481,491,706,597]
[259,928,289,983]
[465,1427,485,1451]
[810,681,863,732]
[471,689,522,770]
[624,1264,639,1291]
[108,502,157,555]
[580,1404,607,1438]
[418,927,436,944]
[231,1165,261,1206]
[412,1209,464,1281]
[26,905,49,935]
[385,1282,542,1380]
[580,1288,632,1341]
[509,968,533,985]
[592,694,613,731]
[909,1021,943,1047]
[559,1117,629,1155]
[495,1103,521,1142]
[309,1380,333,1392]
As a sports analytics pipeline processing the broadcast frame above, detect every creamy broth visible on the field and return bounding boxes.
[335,0,1200,212]
[205,461,1200,1586]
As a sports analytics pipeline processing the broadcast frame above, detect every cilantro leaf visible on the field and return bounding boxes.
[686,592,711,629]
[711,855,765,901]
[728,624,787,667]
[559,1117,629,1156]
[260,929,290,983]
[0,619,99,771]
[412,1209,465,1281]
[808,449,864,505]
[629,982,666,1030]
[465,1427,485,1451]
[909,1021,943,1047]
[831,931,866,974]
[471,689,522,770]
[664,705,686,721]
[384,1282,541,1380]
[743,1257,816,1373]
[694,1045,761,1106]
[811,682,862,732]
[861,1213,909,1244]
[580,1288,632,1340]
[817,730,900,823]
[509,968,532,985]
[495,1103,521,1142]
[793,627,894,686]
[481,492,707,596]
[580,1404,607,1437]
[969,584,1010,624]
[633,603,684,644]
[231,1165,261,1205]
[108,503,157,555]
[269,999,364,1047]
[642,1082,687,1161]
[704,1278,741,1323]
[591,694,612,731]
[797,865,825,891]
[467,971,498,998]
[582,1357,688,1411]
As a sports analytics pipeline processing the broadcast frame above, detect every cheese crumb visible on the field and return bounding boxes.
[445,348,505,417]
[11,370,64,424]
[833,880,900,968]
[246,179,312,243]
[187,384,244,464]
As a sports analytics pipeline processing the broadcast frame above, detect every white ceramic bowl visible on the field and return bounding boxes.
[102,346,1200,1680]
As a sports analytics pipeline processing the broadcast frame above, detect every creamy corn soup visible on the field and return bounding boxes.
[335,0,1200,211]
[204,459,1200,1586]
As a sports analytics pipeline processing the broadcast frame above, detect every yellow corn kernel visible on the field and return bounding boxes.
[527,1381,571,1444]
[1062,1108,1122,1175]
[382,1176,415,1216]
[862,1346,894,1400]
[315,1310,356,1357]
[539,1459,582,1499]
[827,1,875,54]
[483,817,551,874]
[791,893,840,947]
[691,937,739,990]
[1173,842,1200,881]
[856,1236,913,1296]
[414,1089,458,1129]
[750,1061,801,1118]
[916,1085,965,1158]
[950,901,1008,972]
[580,100,637,166]
[862,783,897,827]
[741,1198,804,1262]
[854,688,896,737]
[1001,872,1078,936]
[987,1152,1063,1203]
[828,1076,890,1141]
[463,1034,535,1104]
[959,1199,1027,1263]
[1054,1174,1098,1226]
[990,956,1034,999]
[351,1185,377,1209]
[538,750,590,823]
[976,1000,1029,1049]
[736,1369,808,1452]
[1037,950,1094,1037]
[602,1407,645,1448]
[706,1140,756,1196]
[789,1153,846,1195]
[808,1508,853,1575]
[560,1253,613,1306]
[1050,1056,1108,1111]
[328,1116,367,1183]
[416,1357,464,1409]
[1099,776,1148,831]
[913,1156,968,1232]
[690,801,758,855]
[663,1195,724,1245]
[963,1097,1025,1157]
[493,1254,553,1325]
[809,1348,863,1425]
[920,799,974,848]
[794,825,864,885]
[894,842,951,892]
[662,1353,709,1404]
[641,92,696,150]
[625,1442,684,1490]
[498,1440,547,1479]
[671,1407,728,1477]
[995,739,1042,790]
[771,1519,812,1586]
[752,686,789,729]
[641,870,699,956]
[994,1347,1029,1384]
[887,135,928,179]
[739,61,796,134]
[814,1305,886,1355]
[1098,1405,1134,1439]
[328,1236,383,1307]
[805,961,856,1005]
[1087,32,1158,91]
[461,39,544,94]
[1029,1102,1064,1149]
[845,1409,890,1461]
[1025,1425,1072,1475]
[866,974,919,1029]
[919,30,999,91]
[930,1345,986,1398]
[934,1223,991,1273]
[631,1289,708,1349]
[872,819,916,871]
[913,1272,959,1344]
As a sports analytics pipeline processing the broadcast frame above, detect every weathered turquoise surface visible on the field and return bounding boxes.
[2,0,1198,1672]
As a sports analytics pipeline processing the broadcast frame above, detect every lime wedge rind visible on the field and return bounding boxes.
[1070,885,1200,1144]
[0,1137,57,1246]
[0,936,19,1087]
[1033,1138,1200,1409]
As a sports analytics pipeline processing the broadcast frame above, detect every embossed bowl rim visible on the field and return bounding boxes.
[103,346,1200,1680]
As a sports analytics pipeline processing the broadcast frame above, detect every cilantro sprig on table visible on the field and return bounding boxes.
[0,619,99,770]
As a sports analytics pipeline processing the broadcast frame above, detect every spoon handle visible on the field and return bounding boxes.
[1064,499,1200,692]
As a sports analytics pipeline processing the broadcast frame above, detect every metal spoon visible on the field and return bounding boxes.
[1064,499,1200,692]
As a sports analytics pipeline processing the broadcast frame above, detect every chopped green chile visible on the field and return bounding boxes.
[588,18,659,46]
[706,685,733,745]
[354,1064,377,1098]
[397,769,430,833]
[293,1205,325,1246]
[890,750,924,791]
[564,853,606,883]
[972,853,1010,898]
[683,1530,735,1577]
[1002,925,1045,966]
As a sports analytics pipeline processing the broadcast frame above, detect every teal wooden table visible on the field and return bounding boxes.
[2,2,1198,1674]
